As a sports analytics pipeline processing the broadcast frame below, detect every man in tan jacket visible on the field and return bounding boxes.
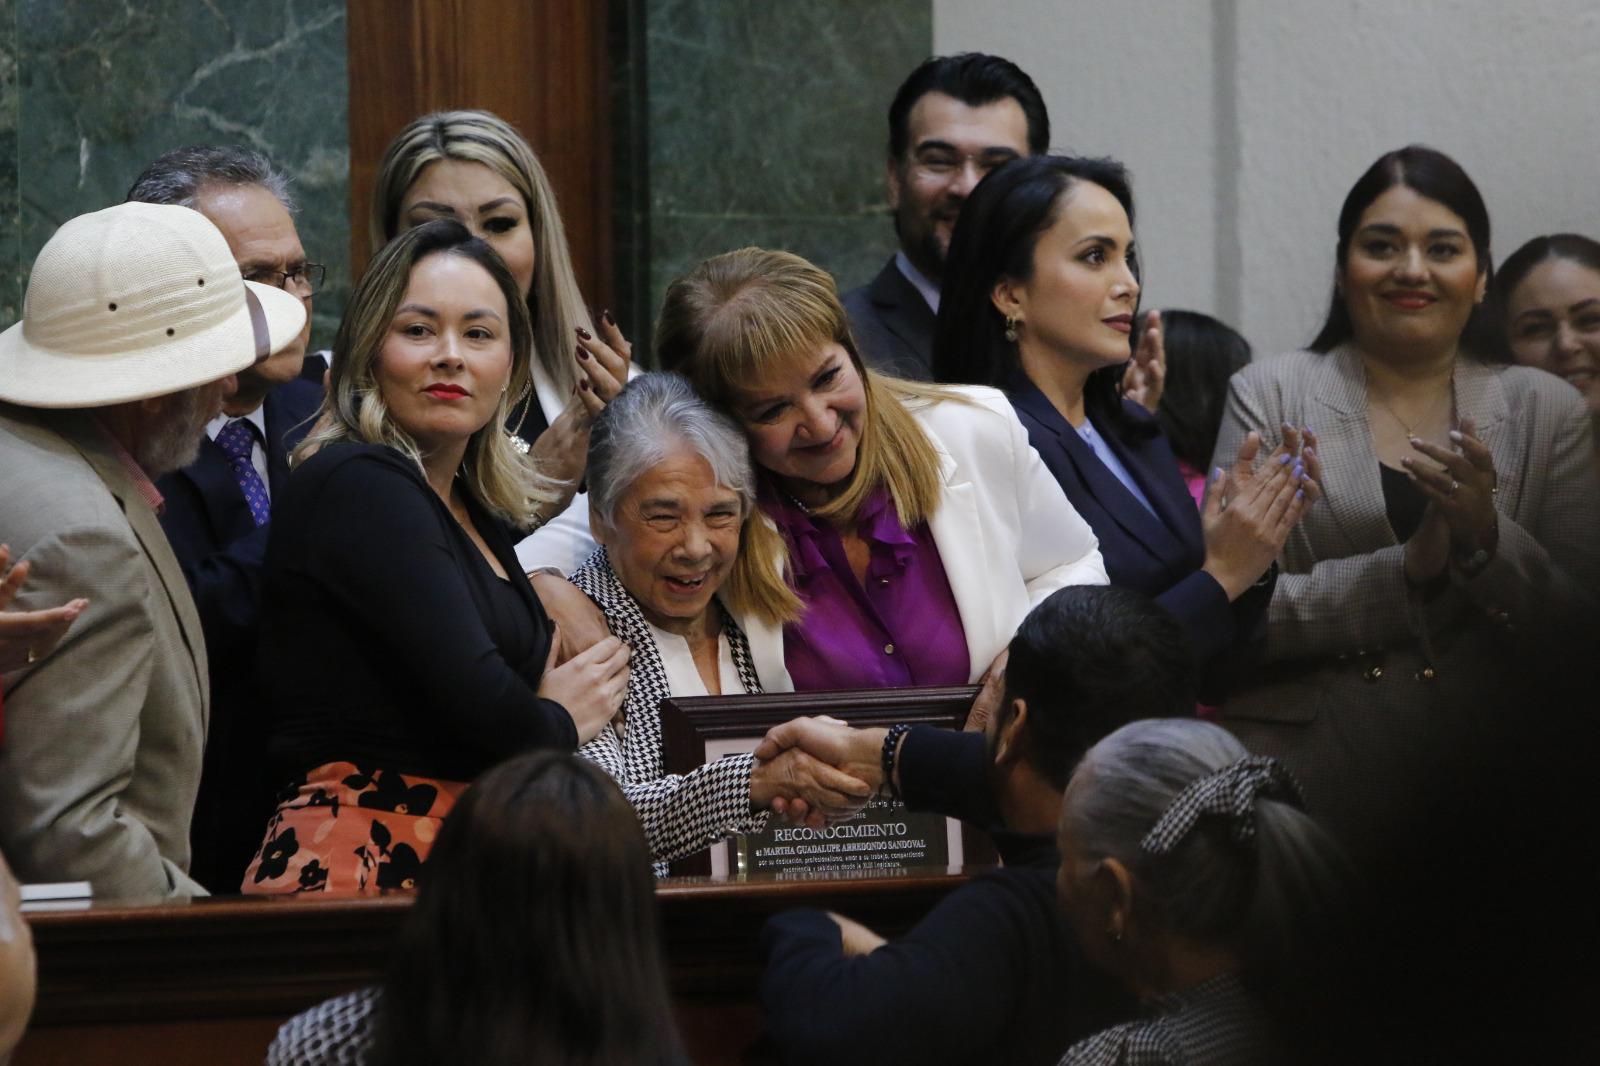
[0,202,304,901]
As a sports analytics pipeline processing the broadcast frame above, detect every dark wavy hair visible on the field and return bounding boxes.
[999,585,1196,791]
[886,52,1050,160]
[1310,145,1500,359]
[933,154,1151,440]
[1148,309,1253,471]
[370,753,688,1066]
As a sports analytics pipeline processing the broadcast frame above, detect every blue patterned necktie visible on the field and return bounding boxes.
[214,418,271,528]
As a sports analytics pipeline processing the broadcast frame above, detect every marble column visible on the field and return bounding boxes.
[7,0,348,345]
[0,0,20,323]
[640,0,933,328]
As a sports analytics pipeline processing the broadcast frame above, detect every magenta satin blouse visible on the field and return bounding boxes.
[762,483,969,690]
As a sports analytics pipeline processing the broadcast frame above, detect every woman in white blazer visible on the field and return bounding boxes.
[370,109,633,574]
[653,247,1107,691]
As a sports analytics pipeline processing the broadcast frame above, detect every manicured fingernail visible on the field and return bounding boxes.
[1212,466,1224,482]
[575,326,592,340]
[579,379,591,391]
[1296,488,1305,500]
[1409,436,1422,446]
[1400,456,1412,466]
[1292,464,1304,479]
[1278,453,1292,465]
[577,346,590,360]
[602,308,616,325]
[1449,430,1464,443]
[1303,446,1315,459]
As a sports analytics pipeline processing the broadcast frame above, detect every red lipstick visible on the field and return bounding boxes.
[1384,290,1436,311]
[424,383,469,399]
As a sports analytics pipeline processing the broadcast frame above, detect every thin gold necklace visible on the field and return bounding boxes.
[1366,375,1453,437]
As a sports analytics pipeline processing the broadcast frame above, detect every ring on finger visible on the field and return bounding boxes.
[1448,479,1460,496]
[26,646,39,664]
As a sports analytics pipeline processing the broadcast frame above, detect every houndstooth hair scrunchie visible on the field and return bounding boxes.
[1139,756,1305,855]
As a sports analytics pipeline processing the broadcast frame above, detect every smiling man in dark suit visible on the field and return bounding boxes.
[844,54,1050,380]
[128,146,324,892]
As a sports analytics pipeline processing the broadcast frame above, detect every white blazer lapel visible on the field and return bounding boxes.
[925,434,1003,682]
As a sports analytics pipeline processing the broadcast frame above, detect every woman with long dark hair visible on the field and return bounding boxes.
[1147,309,1254,507]
[268,752,688,1065]
[934,156,1311,687]
[1211,146,1600,853]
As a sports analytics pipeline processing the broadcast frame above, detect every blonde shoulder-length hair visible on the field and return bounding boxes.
[654,246,957,530]
[369,109,591,399]
[294,220,562,525]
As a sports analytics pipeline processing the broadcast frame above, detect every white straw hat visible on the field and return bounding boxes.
[0,201,307,408]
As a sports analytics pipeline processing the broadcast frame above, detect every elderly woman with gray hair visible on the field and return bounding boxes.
[569,374,872,864]
[1054,718,1352,1065]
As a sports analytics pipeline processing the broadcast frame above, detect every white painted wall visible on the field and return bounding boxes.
[936,0,1600,356]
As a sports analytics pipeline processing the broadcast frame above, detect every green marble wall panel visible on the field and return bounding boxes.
[644,0,932,327]
[0,0,20,324]
[10,0,347,347]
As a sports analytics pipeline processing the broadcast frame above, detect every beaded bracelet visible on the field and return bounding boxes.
[880,723,913,802]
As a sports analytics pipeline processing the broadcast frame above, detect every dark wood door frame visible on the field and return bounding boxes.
[346,0,614,314]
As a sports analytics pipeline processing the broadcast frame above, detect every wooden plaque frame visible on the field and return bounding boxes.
[658,686,993,877]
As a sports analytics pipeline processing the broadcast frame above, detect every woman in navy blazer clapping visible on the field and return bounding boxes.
[934,156,1314,689]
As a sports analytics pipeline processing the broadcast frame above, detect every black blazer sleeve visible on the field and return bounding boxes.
[896,726,999,830]
[759,869,1065,1066]
[292,450,576,757]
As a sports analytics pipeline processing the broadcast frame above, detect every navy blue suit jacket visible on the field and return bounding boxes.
[1007,379,1270,675]
[156,376,322,890]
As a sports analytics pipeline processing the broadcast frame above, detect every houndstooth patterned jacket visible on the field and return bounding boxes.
[569,548,769,867]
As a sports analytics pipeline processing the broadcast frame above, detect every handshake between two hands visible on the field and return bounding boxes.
[747,716,890,830]
[748,647,1012,829]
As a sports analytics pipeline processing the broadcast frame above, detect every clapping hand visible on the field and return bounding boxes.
[529,312,634,496]
[0,545,88,673]
[1121,309,1166,413]
[1199,426,1319,600]
[1401,418,1498,557]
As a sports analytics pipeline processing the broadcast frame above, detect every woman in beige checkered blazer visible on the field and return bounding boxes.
[1212,146,1600,855]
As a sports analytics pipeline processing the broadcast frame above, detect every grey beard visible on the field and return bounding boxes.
[132,387,210,478]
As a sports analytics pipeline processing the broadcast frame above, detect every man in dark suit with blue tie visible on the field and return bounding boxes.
[128,146,323,891]
[843,54,1050,380]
